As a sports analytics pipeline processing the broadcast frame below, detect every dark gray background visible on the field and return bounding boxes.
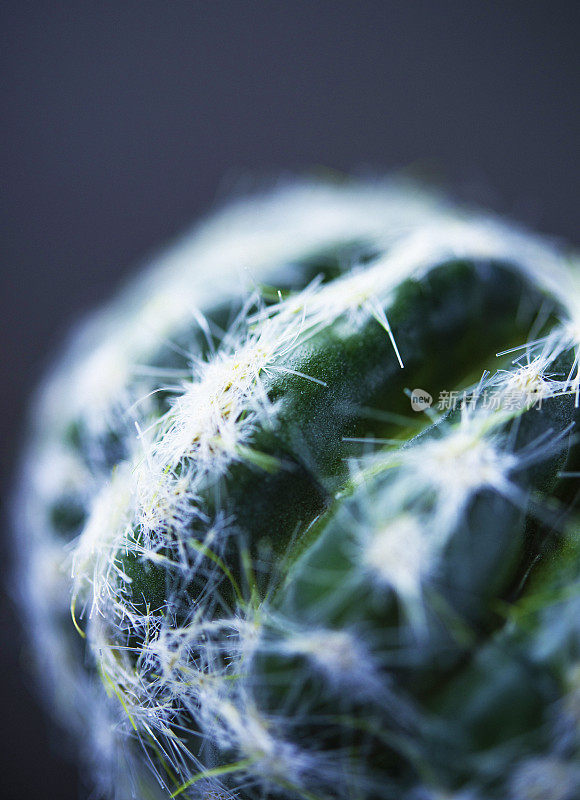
[1,2,578,798]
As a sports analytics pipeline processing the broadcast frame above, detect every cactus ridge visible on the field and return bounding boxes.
[13,181,580,800]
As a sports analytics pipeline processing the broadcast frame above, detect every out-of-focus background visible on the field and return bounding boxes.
[0,3,578,798]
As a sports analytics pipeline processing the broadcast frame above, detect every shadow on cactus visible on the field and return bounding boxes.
[13,180,580,800]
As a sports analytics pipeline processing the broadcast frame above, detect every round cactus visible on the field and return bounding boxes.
[13,180,580,800]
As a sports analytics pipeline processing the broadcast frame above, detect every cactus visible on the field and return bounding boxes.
[13,180,580,800]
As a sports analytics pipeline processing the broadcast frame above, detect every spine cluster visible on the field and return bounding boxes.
[14,180,580,800]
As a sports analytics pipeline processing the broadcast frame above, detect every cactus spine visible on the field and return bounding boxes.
[14,181,580,799]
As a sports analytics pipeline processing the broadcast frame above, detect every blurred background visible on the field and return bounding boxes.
[0,2,578,798]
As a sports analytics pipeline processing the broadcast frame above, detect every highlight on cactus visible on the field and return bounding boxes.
[13,179,580,799]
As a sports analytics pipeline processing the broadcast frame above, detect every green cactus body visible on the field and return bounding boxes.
[14,181,580,800]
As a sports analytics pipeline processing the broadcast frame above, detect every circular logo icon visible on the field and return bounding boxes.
[410,388,433,412]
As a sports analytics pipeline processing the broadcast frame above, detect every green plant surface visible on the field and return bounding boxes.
[14,180,580,800]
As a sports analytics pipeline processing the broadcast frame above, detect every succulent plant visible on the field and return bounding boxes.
[14,180,580,800]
